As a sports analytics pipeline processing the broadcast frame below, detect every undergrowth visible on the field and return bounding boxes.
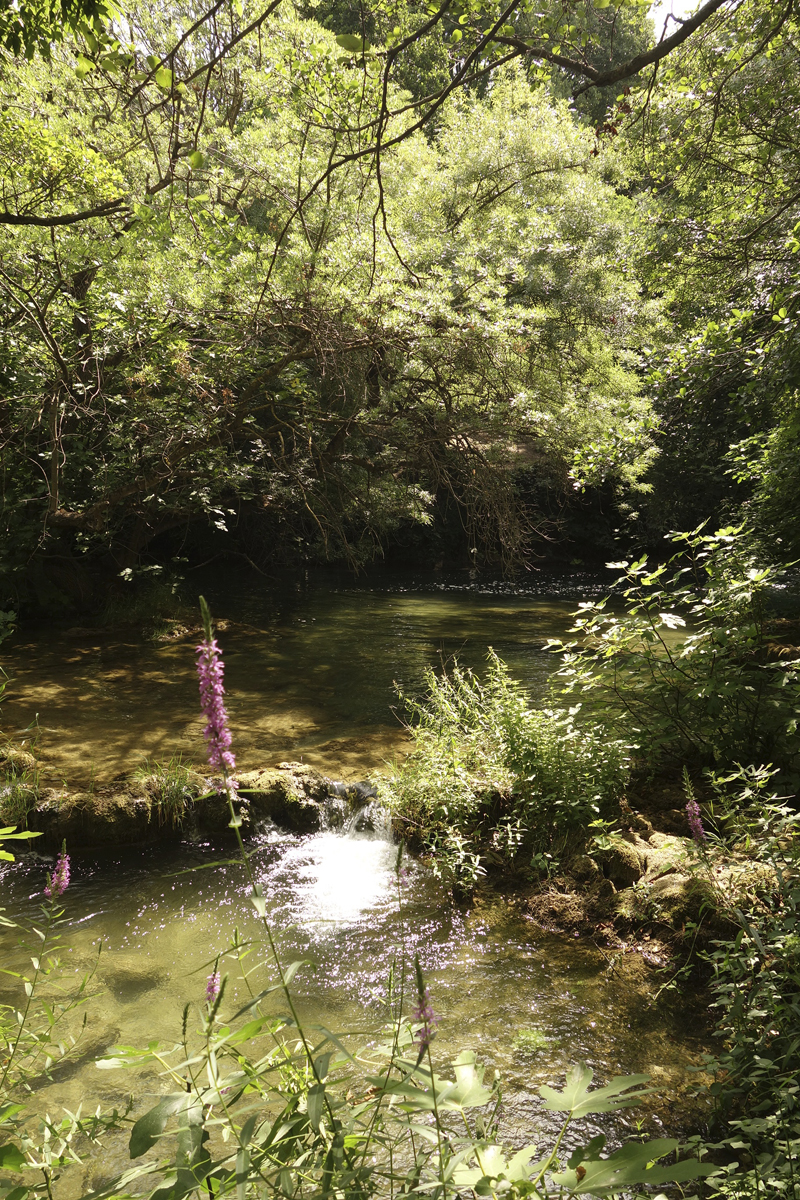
[380,652,630,892]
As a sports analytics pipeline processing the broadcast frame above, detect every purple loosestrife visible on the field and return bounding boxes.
[412,986,440,1051]
[206,972,221,1004]
[686,795,706,845]
[196,637,236,778]
[44,850,70,900]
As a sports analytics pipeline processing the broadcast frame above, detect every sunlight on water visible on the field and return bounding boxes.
[270,831,399,926]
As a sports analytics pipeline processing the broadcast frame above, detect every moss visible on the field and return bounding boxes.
[513,1028,549,1055]
[239,764,329,832]
[595,837,645,887]
[0,746,37,774]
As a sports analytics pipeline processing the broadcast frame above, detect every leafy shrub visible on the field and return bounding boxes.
[551,526,800,775]
[380,653,629,889]
[693,770,800,1199]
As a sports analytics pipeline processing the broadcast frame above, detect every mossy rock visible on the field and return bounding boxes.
[29,786,165,849]
[570,854,600,883]
[238,764,329,832]
[617,870,738,933]
[595,837,645,887]
[0,746,37,774]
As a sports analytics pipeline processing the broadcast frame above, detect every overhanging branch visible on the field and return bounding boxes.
[0,199,127,227]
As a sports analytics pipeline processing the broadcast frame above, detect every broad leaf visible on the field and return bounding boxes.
[335,33,365,51]
[551,1138,716,1194]
[0,1142,27,1170]
[129,1093,191,1158]
[539,1065,652,1119]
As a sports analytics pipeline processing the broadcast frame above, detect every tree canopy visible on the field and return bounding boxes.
[0,0,797,603]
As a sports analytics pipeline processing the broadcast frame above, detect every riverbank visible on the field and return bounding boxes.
[0,747,380,851]
[1,741,749,976]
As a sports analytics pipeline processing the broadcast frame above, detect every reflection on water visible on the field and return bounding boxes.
[1,817,710,1175]
[0,570,612,785]
[275,830,400,926]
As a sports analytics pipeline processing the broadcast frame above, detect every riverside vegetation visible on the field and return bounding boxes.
[2,0,800,1189]
[381,526,800,1198]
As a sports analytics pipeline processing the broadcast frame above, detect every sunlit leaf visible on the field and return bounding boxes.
[539,1065,652,1118]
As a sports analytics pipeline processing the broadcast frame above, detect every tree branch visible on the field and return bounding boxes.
[0,199,127,227]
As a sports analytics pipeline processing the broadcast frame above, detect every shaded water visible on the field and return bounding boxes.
[1,571,711,1187]
[1,570,613,785]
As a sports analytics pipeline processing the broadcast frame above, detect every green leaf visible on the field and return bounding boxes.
[307,1084,325,1132]
[551,1138,716,1194]
[154,66,172,90]
[0,1143,27,1170]
[335,33,366,52]
[188,150,206,170]
[229,960,311,1019]
[0,827,41,840]
[75,54,95,78]
[539,1065,652,1119]
[129,1094,190,1158]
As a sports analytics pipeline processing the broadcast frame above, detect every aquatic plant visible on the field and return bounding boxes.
[205,971,221,1004]
[0,762,39,829]
[683,768,707,845]
[135,754,196,827]
[411,957,440,1053]
[514,1028,549,1055]
[196,602,236,778]
[44,847,70,899]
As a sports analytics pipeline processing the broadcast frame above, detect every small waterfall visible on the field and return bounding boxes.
[322,781,392,841]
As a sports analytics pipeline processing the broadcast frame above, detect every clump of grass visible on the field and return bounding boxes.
[135,754,196,828]
[513,1027,549,1056]
[0,764,40,828]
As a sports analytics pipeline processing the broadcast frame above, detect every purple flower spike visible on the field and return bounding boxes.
[206,972,221,1003]
[686,795,706,844]
[45,851,70,900]
[196,637,236,778]
[412,986,440,1051]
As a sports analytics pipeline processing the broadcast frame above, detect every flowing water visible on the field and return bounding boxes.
[0,570,712,1188]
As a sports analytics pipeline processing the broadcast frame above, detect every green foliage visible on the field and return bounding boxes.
[681,768,800,1200]
[513,1027,549,1056]
[0,765,39,830]
[0,7,656,592]
[0,0,109,58]
[551,526,800,774]
[380,652,629,889]
[0,825,42,863]
[622,2,800,549]
[134,754,196,827]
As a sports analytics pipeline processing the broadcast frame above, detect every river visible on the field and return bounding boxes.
[0,568,711,1192]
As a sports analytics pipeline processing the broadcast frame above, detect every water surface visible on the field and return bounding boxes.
[0,569,712,1191]
[1,570,612,785]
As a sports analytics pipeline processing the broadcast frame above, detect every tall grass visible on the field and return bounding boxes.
[135,754,196,827]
